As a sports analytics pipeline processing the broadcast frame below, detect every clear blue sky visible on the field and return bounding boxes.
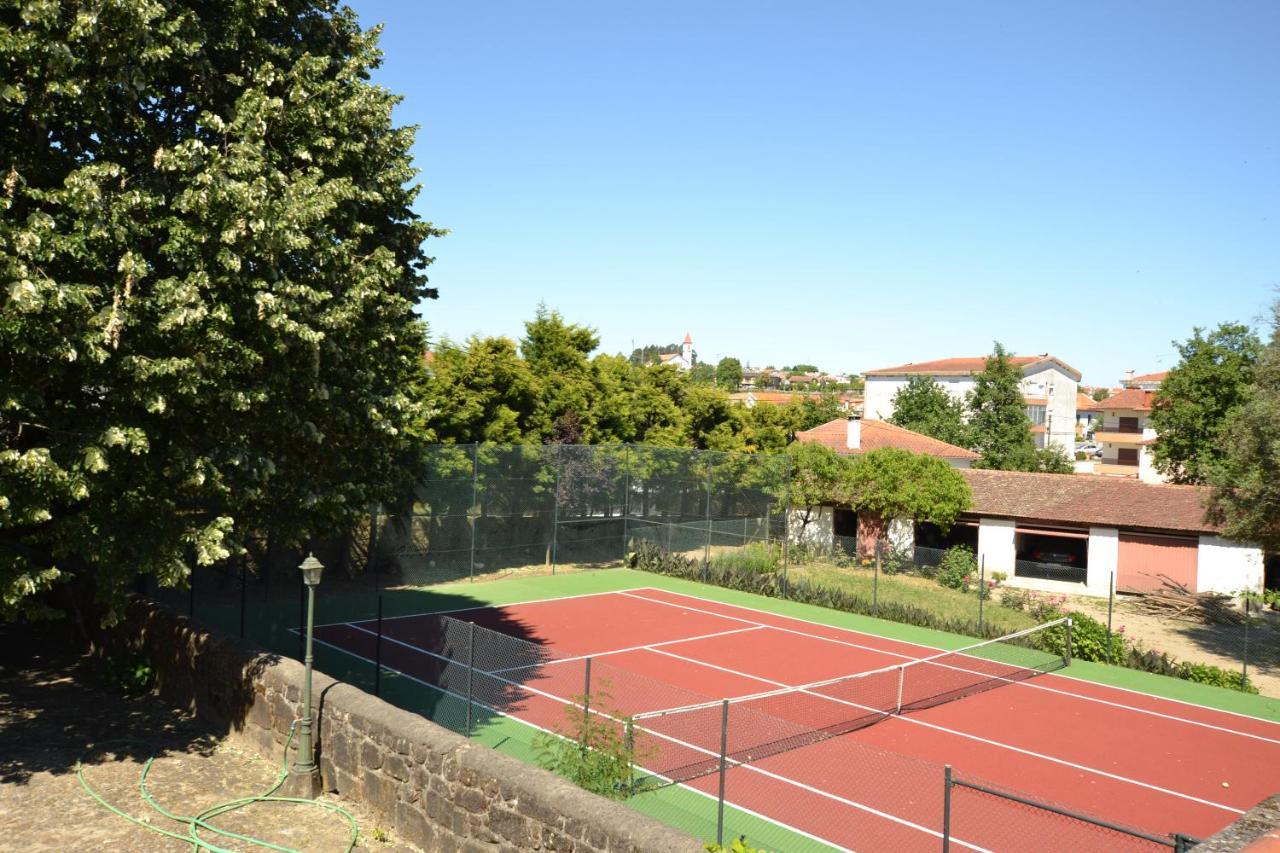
[349,0,1279,385]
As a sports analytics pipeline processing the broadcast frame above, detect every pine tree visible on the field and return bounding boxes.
[967,343,1038,470]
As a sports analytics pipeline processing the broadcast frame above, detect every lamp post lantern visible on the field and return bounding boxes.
[291,553,324,794]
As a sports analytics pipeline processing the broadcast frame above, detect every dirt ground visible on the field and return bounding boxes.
[1065,593,1280,697]
[0,627,420,853]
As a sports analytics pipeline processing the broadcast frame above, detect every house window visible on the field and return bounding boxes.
[1026,405,1046,426]
[1117,447,1139,466]
[1118,416,1140,434]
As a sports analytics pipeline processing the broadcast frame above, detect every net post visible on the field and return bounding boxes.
[465,620,476,737]
[896,664,905,715]
[469,442,479,582]
[1064,617,1073,667]
[716,699,730,848]
[582,656,593,744]
[374,594,384,696]
[942,765,952,852]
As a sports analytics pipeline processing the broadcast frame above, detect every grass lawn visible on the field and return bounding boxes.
[786,559,1038,636]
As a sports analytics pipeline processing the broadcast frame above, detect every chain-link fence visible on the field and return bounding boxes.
[363,443,791,586]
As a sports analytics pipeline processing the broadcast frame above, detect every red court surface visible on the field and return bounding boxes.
[312,587,1280,852]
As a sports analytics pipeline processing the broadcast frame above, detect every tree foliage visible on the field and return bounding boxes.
[1206,301,1280,550]
[715,357,743,390]
[1151,322,1262,484]
[0,1,441,618]
[888,376,972,449]
[844,449,972,530]
[967,343,1038,471]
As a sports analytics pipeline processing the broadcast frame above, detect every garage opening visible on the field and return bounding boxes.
[914,521,978,570]
[1266,553,1279,591]
[832,506,858,555]
[1015,526,1088,584]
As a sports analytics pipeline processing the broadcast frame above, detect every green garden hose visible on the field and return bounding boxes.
[76,720,360,852]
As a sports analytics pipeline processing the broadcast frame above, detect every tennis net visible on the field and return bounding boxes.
[630,617,1071,784]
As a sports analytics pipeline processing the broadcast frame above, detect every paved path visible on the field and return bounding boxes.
[0,627,418,852]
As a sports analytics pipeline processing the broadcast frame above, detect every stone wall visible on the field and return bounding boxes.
[1195,793,1280,852]
[108,600,703,853]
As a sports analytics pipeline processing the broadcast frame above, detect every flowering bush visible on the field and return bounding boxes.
[936,546,977,591]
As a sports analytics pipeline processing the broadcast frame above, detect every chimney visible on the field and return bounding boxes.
[846,412,862,450]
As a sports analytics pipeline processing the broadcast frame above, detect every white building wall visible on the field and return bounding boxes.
[1021,364,1078,453]
[887,518,915,556]
[977,517,1016,575]
[863,375,974,422]
[1197,536,1265,594]
[787,507,835,551]
[1085,527,1119,597]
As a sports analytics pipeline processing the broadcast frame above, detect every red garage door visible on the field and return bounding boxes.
[1118,533,1198,594]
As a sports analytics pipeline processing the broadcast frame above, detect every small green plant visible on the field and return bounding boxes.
[100,645,156,697]
[935,546,977,592]
[991,571,1007,585]
[705,836,770,852]
[371,827,389,843]
[711,542,781,576]
[532,680,653,800]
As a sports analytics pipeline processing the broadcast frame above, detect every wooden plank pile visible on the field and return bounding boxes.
[1133,575,1245,625]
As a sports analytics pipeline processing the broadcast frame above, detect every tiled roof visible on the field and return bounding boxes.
[1022,396,1048,406]
[864,355,1081,381]
[795,418,979,460]
[1076,392,1099,412]
[1126,371,1168,384]
[960,468,1217,534]
[658,352,680,362]
[683,332,693,344]
[1095,388,1156,412]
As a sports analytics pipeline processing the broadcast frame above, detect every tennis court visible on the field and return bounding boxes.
[306,585,1280,852]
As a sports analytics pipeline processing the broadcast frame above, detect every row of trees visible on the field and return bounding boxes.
[885,344,1073,473]
[424,306,846,453]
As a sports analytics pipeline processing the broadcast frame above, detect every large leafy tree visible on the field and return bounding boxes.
[785,442,851,538]
[1207,301,1280,550]
[520,305,598,440]
[1151,322,1262,484]
[1,2,441,618]
[967,343,1038,470]
[715,357,743,390]
[888,376,972,448]
[844,448,972,531]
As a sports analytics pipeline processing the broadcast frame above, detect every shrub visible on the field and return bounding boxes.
[999,587,1029,611]
[99,645,156,697]
[705,838,769,853]
[936,546,977,592]
[533,680,653,799]
[712,542,781,576]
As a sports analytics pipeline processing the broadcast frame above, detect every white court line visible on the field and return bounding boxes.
[305,632,860,853]
[620,588,1280,745]
[644,644,1243,816]
[327,621,985,852]
[485,624,765,674]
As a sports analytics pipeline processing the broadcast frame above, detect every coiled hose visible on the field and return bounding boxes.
[76,721,359,852]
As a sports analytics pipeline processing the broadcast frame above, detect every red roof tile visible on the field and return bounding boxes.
[1076,392,1099,412]
[864,355,1081,381]
[960,468,1217,534]
[795,418,978,460]
[1126,371,1168,384]
[1095,388,1156,412]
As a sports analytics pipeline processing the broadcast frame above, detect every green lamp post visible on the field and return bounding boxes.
[292,553,324,790]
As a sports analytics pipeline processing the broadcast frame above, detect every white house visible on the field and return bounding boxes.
[658,333,695,371]
[1091,371,1168,484]
[863,354,1080,453]
[802,466,1267,598]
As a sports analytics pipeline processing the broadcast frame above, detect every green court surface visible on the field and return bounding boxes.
[186,566,1280,851]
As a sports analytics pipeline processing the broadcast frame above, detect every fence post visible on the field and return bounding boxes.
[551,444,564,573]
[469,442,479,582]
[465,620,476,737]
[374,595,384,696]
[781,456,792,598]
[239,558,247,639]
[624,718,636,795]
[622,444,631,560]
[1065,618,1073,666]
[874,546,881,615]
[703,462,713,578]
[1106,571,1115,661]
[978,558,985,633]
[716,699,730,848]
[942,765,952,852]
[1242,596,1250,691]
